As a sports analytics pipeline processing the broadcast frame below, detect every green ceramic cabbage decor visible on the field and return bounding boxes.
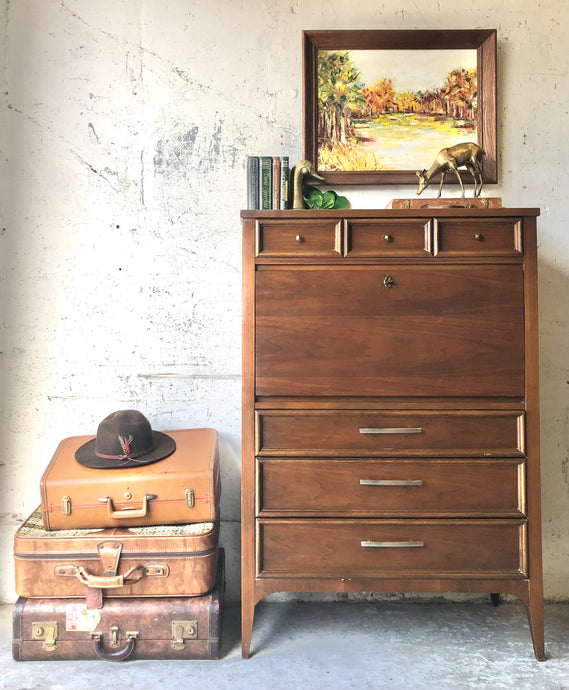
[302,186,349,210]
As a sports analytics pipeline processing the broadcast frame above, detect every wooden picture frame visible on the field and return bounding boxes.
[303,29,497,186]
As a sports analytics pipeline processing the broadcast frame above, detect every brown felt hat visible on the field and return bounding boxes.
[75,410,176,469]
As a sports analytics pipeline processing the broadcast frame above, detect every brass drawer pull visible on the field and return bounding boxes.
[474,233,484,241]
[359,479,423,486]
[384,234,393,242]
[361,540,424,548]
[295,234,304,243]
[383,274,394,289]
[359,427,423,434]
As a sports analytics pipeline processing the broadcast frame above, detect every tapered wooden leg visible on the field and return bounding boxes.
[241,599,255,658]
[525,585,546,661]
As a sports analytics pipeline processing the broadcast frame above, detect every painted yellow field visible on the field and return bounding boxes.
[319,114,477,171]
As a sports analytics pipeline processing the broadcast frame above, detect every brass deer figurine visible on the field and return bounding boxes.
[416,142,485,198]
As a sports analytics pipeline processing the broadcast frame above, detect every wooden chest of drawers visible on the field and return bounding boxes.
[241,208,544,659]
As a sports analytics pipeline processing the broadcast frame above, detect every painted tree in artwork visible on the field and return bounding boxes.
[395,90,421,114]
[442,67,477,120]
[318,51,365,143]
[362,78,396,117]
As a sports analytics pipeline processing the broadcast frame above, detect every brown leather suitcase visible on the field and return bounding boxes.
[15,508,219,600]
[40,428,220,530]
[12,549,225,661]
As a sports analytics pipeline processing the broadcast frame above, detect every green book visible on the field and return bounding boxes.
[260,156,272,210]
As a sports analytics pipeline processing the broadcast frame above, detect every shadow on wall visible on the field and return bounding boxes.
[535,252,569,599]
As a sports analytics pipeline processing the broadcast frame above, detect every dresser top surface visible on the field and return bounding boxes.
[241,208,540,219]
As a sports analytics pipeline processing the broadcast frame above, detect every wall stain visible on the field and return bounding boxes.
[70,150,119,191]
[154,126,200,175]
[152,116,240,183]
[140,149,145,207]
[88,122,99,143]
[0,512,26,523]
[209,121,222,159]
[59,0,119,43]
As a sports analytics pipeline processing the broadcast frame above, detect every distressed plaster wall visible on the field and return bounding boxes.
[0,0,567,603]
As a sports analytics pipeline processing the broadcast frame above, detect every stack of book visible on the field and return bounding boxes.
[247,156,290,210]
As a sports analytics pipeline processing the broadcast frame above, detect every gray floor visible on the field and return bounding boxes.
[1,600,568,690]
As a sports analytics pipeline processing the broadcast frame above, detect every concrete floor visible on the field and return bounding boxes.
[1,600,568,690]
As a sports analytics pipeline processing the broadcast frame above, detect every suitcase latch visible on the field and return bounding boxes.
[171,620,198,650]
[54,565,79,578]
[185,488,195,508]
[109,625,120,648]
[144,563,170,578]
[61,496,72,515]
[32,622,58,651]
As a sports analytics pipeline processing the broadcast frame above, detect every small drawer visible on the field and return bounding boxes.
[345,219,432,256]
[257,458,526,517]
[257,519,527,578]
[255,220,342,257]
[434,218,522,256]
[256,411,525,457]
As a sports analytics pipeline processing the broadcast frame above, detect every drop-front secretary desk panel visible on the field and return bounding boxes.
[241,208,544,660]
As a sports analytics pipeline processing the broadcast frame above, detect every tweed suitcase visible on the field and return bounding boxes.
[12,549,225,661]
[40,428,220,530]
[14,508,219,600]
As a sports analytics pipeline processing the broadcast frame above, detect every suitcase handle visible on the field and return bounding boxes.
[98,493,157,519]
[91,630,138,662]
[76,565,142,588]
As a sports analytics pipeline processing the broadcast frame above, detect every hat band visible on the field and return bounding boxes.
[95,446,153,461]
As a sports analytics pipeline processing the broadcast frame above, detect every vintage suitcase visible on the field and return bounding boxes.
[13,549,225,661]
[40,427,220,530]
[15,508,219,600]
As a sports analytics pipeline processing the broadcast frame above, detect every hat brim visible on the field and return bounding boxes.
[75,431,177,469]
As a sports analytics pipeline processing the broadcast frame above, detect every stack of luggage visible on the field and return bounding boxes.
[12,410,224,661]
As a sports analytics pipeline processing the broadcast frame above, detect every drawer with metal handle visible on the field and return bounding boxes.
[255,410,525,457]
[434,217,523,256]
[256,518,527,579]
[344,218,432,257]
[256,458,526,517]
[255,219,343,257]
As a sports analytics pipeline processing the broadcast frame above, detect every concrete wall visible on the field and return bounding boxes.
[1,0,567,603]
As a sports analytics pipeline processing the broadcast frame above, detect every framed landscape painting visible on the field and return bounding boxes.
[303,30,497,185]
